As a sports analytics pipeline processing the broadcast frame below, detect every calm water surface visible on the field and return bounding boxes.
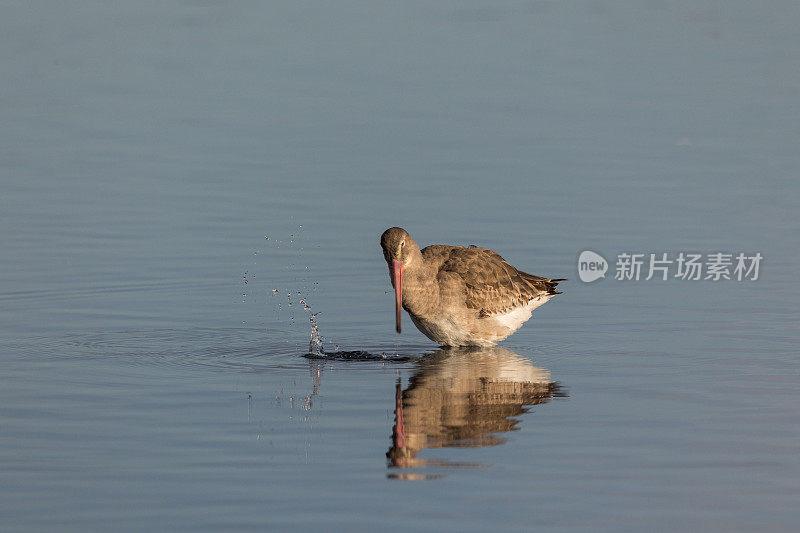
[2,2,799,531]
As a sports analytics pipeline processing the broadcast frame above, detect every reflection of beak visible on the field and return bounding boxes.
[392,260,403,334]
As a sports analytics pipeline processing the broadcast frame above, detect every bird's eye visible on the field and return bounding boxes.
[401,241,405,247]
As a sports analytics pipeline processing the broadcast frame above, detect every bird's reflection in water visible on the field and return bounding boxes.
[387,346,565,479]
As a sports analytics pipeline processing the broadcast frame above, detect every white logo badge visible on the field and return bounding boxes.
[578,251,608,282]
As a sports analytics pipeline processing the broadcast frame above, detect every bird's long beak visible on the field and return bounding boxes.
[392,260,403,334]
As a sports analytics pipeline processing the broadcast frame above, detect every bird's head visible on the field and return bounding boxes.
[380,227,421,334]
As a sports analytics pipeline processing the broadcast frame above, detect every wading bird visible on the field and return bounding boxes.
[380,227,564,346]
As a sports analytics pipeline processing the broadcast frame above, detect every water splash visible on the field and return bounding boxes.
[299,297,413,361]
[308,311,324,356]
[298,295,324,355]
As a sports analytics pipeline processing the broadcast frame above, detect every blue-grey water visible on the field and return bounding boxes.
[2,2,799,531]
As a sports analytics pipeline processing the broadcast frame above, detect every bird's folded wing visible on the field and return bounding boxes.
[438,247,556,318]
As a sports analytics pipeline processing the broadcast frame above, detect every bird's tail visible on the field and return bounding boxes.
[519,272,566,295]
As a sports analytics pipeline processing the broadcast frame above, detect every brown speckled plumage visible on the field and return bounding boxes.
[381,227,564,346]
